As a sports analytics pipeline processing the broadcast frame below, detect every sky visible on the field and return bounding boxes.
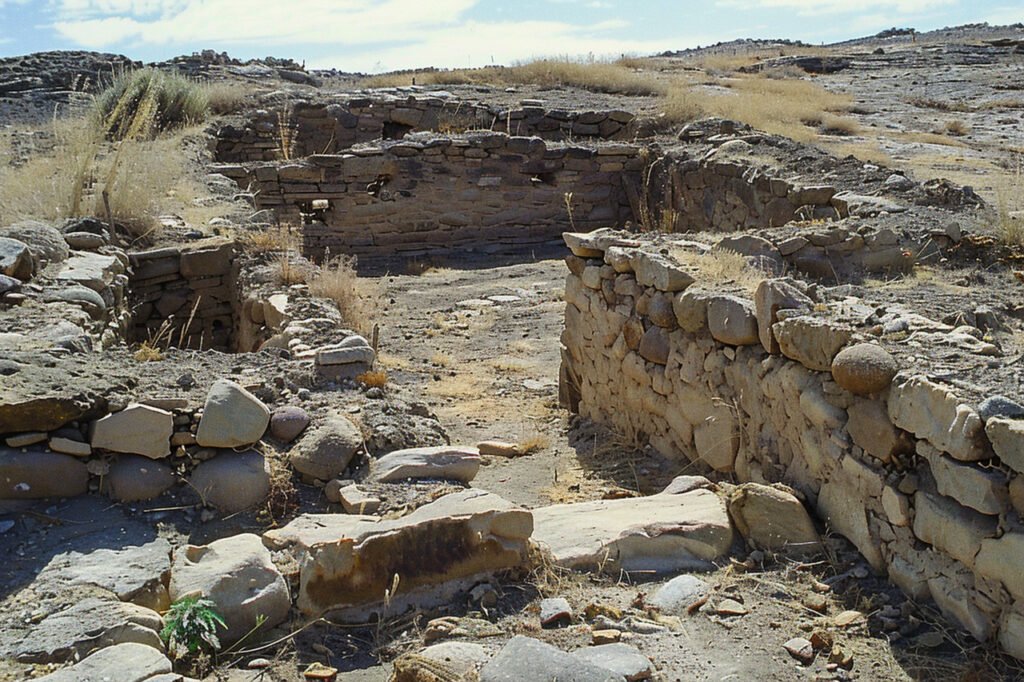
[0,0,1021,73]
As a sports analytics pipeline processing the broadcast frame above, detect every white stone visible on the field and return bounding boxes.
[91,404,173,459]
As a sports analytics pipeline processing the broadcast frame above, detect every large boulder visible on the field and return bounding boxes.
[13,597,164,664]
[0,448,88,499]
[2,220,68,267]
[195,379,270,448]
[103,455,177,502]
[0,236,34,280]
[289,413,362,480]
[264,490,532,618]
[369,445,481,484]
[727,483,821,556]
[188,450,270,513]
[531,489,733,573]
[34,642,171,682]
[91,403,174,459]
[168,533,290,646]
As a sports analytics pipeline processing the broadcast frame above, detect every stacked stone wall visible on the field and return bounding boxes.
[217,134,644,260]
[558,231,1024,659]
[213,98,637,162]
[127,240,239,351]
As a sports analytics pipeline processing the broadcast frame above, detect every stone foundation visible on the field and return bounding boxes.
[558,230,1024,659]
[213,97,637,162]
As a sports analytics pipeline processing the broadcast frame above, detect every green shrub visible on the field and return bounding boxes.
[160,595,227,658]
[94,68,209,140]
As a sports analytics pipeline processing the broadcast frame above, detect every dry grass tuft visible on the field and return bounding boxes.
[133,341,165,362]
[203,81,250,115]
[308,255,383,335]
[942,119,971,137]
[518,433,551,455]
[94,67,209,141]
[356,370,388,388]
[996,164,1024,246]
[362,58,665,96]
[670,246,766,294]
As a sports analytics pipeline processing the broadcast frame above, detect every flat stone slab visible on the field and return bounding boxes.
[370,445,481,483]
[573,643,654,681]
[531,489,733,573]
[264,489,532,618]
[35,642,172,682]
[36,538,172,610]
[481,636,625,682]
[12,597,163,663]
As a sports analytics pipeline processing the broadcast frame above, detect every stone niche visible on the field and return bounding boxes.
[127,240,241,351]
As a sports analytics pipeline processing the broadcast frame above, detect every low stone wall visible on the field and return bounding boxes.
[558,230,1024,659]
[213,97,637,162]
[217,133,644,260]
[127,240,239,351]
[643,152,844,233]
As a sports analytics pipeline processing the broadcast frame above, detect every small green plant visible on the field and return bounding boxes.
[160,595,227,658]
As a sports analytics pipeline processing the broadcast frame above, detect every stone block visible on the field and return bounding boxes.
[889,375,988,461]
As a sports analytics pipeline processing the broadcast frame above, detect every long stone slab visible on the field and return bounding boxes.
[263,489,533,618]
[531,488,733,573]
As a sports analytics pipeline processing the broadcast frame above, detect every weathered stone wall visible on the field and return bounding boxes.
[217,133,644,260]
[642,153,845,233]
[213,97,637,162]
[558,231,1024,659]
[127,240,239,351]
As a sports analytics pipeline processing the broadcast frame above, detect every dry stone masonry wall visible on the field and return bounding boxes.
[127,240,240,351]
[217,133,644,259]
[558,229,1024,660]
[213,96,637,162]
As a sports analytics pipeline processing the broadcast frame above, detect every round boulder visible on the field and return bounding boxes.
[830,343,898,396]
[270,406,310,443]
[289,414,362,481]
[103,455,177,502]
[188,450,271,513]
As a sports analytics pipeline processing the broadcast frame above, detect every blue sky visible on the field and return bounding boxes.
[0,0,1021,73]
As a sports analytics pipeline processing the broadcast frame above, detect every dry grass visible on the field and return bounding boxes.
[0,117,201,240]
[661,75,855,142]
[203,81,250,115]
[891,130,967,147]
[308,255,383,335]
[94,67,209,141]
[356,370,388,388]
[518,433,551,455]
[942,119,971,137]
[669,246,767,293]
[906,96,970,112]
[362,58,665,96]
[430,352,453,367]
[996,164,1024,245]
[825,140,894,165]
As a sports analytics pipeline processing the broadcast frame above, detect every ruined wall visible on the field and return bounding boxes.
[213,98,637,162]
[218,133,644,260]
[128,240,240,351]
[559,232,1024,659]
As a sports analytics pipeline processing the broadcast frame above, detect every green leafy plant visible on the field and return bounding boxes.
[160,595,227,658]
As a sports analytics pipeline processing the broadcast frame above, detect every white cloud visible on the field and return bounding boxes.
[716,0,957,15]
[309,19,710,72]
[983,5,1024,25]
[52,0,478,47]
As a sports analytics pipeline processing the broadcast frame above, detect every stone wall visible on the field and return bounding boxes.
[558,230,1024,659]
[127,240,240,351]
[213,97,637,162]
[216,133,644,260]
